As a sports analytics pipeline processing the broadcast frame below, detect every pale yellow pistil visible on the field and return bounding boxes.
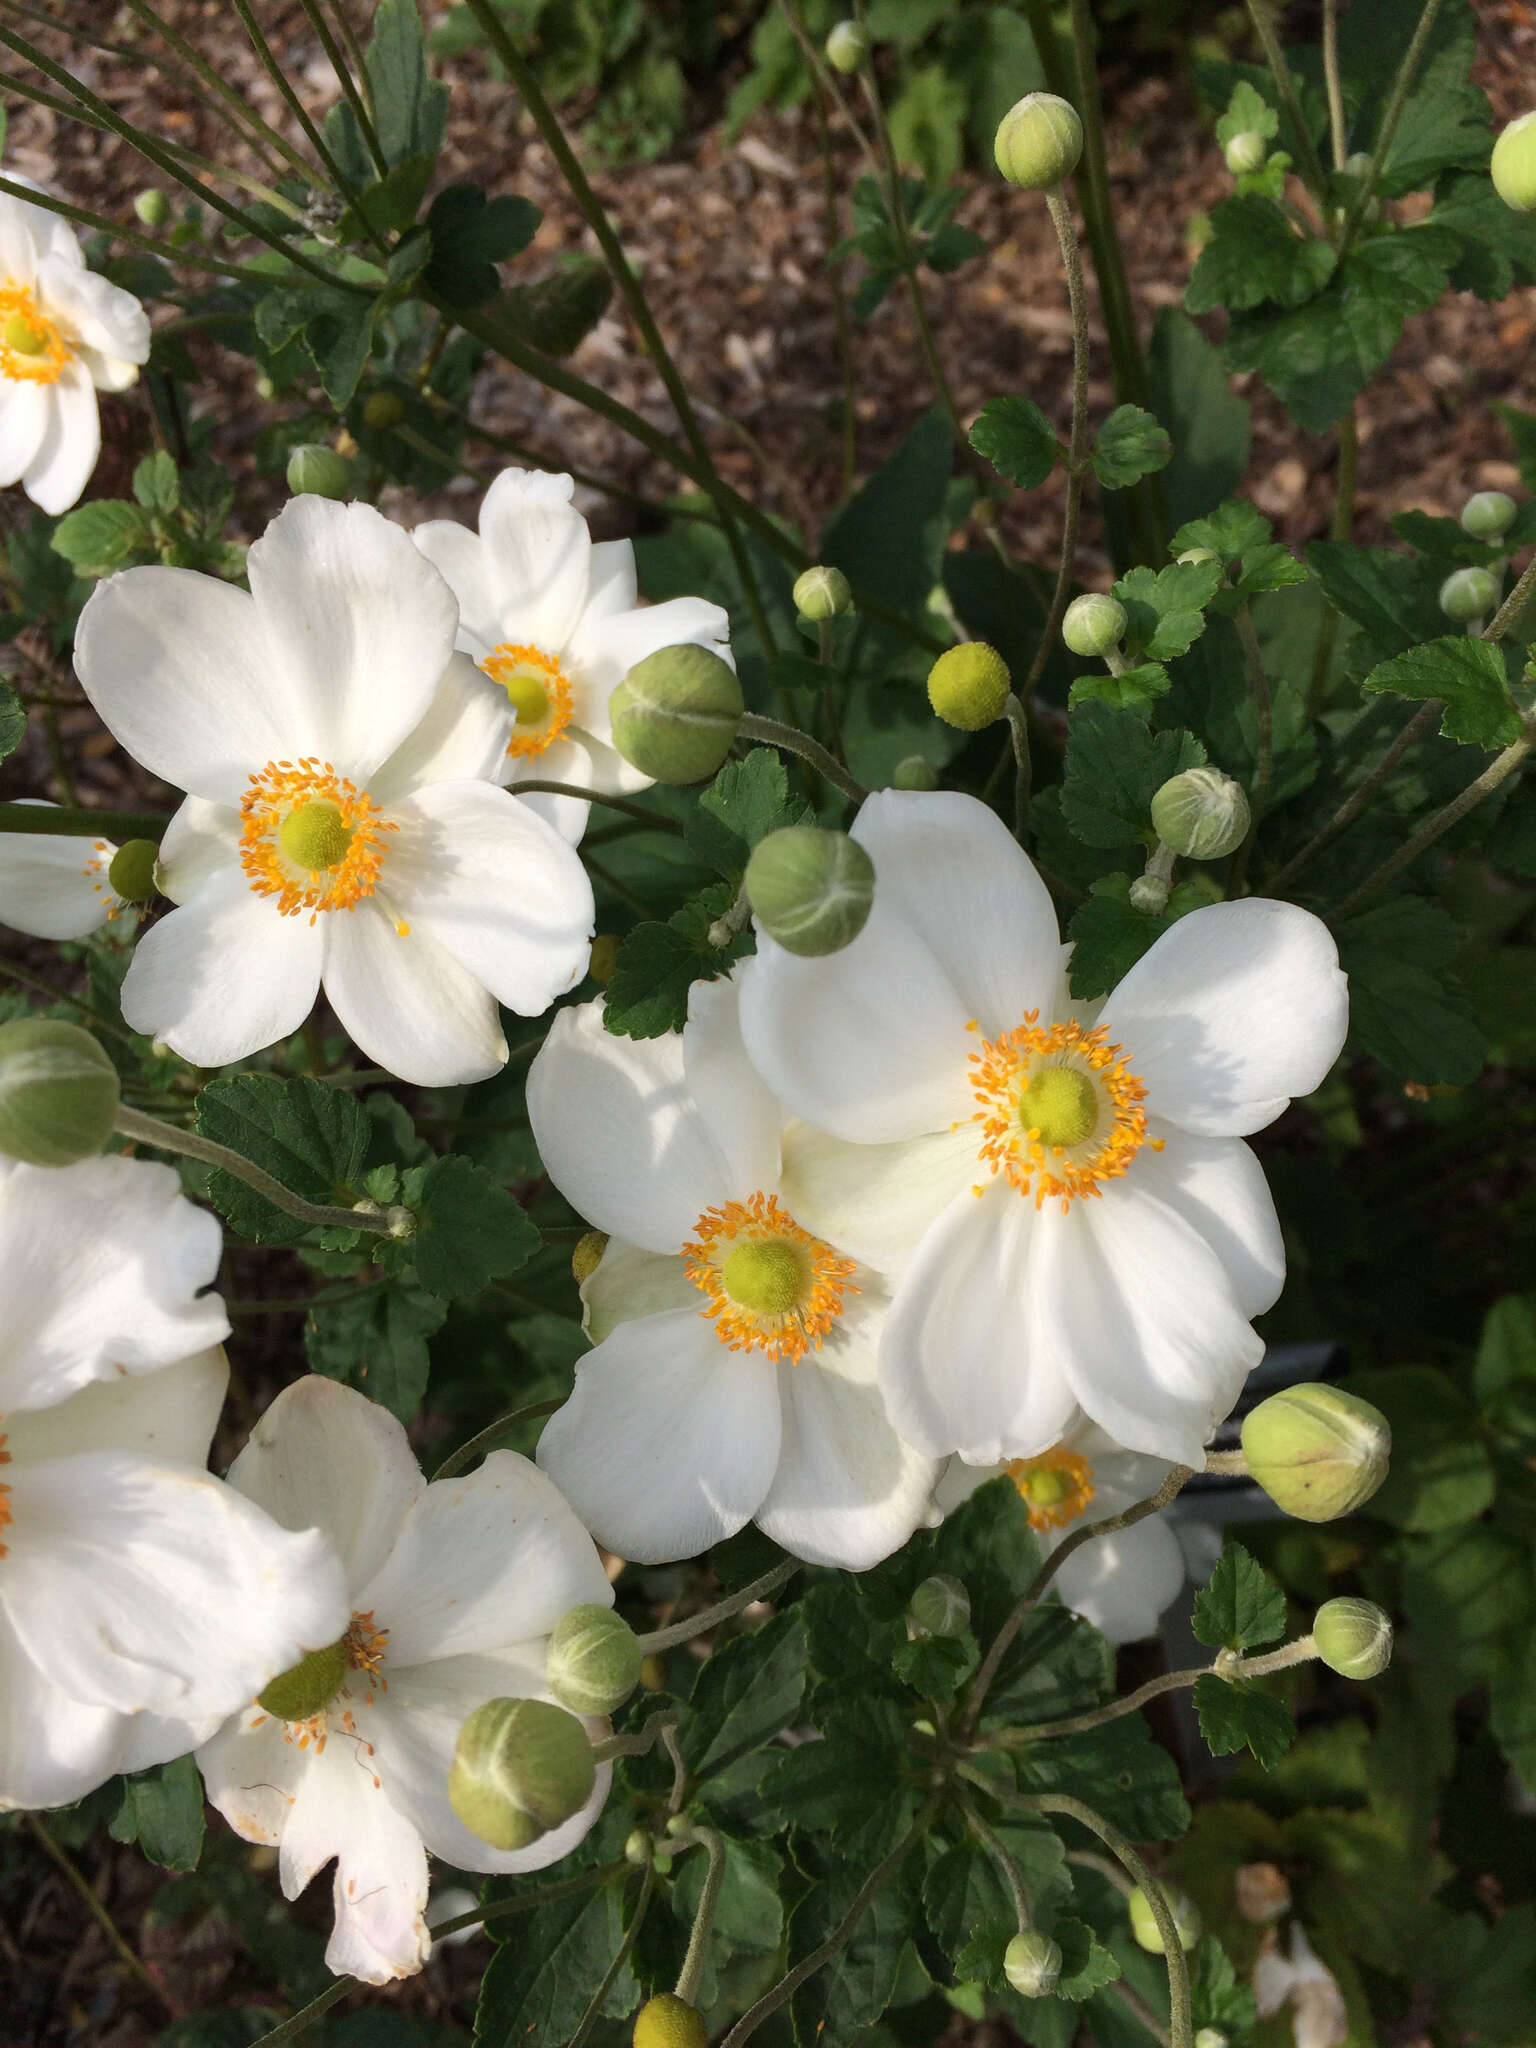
[0,286,70,385]
[1004,1448,1096,1531]
[480,641,576,760]
[684,1191,856,1365]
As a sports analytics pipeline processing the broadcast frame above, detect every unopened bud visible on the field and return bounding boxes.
[1128,1885,1201,1955]
[892,755,939,790]
[286,443,352,500]
[362,389,406,430]
[588,933,619,984]
[449,1697,595,1851]
[1224,132,1266,176]
[1461,490,1517,541]
[995,93,1084,191]
[746,825,875,957]
[634,1994,708,2048]
[1440,566,1498,623]
[1004,1930,1062,1997]
[624,1828,651,1866]
[107,838,160,904]
[1234,1861,1292,1923]
[1240,1384,1391,1521]
[1150,765,1251,861]
[906,1574,971,1640]
[1313,1597,1393,1679]
[609,644,743,784]
[572,1229,608,1285]
[257,1638,348,1722]
[825,20,868,72]
[1492,112,1536,213]
[0,1018,120,1168]
[927,641,1010,730]
[1062,592,1127,659]
[793,563,853,620]
[545,1603,642,1716]
[639,1654,667,1691]
[1129,872,1170,915]
[134,188,171,228]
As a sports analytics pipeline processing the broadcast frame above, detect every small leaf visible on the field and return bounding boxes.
[425,184,540,308]
[1193,1673,1296,1768]
[411,1154,540,1298]
[1067,661,1170,716]
[490,254,612,358]
[1216,80,1279,149]
[1362,634,1523,749]
[1066,874,1211,1001]
[969,395,1060,489]
[194,1074,371,1245]
[1112,558,1224,661]
[1059,700,1207,849]
[132,450,180,514]
[109,1755,204,1870]
[1192,1542,1286,1652]
[1092,404,1173,489]
[50,500,153,577]
[682,1610,807,1780]
[1185,195,1336,315]
[603,882,750,1038]
[1337,897,1487,1086]
[1053,1916,1123,2002]
[686,748,810,879]
[305,1281,446,1421]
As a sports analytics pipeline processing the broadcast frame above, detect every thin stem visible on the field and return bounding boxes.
[296,0,388,176]
[1322,0,1348,170]
[1336,0,1445,264]
[410,1860,632,1943]
[965,1805,1033,1928]
[995,1634,1316,1744]
[1482,548,1536,644]
[1203,1448,1248,1475]
[247,1978,351,2048]
[1242,1,1331,209]
[114,0,315,180]
[1004,694,1032,836]
[738,713,869,805]
[25,1817,173,2014]
[636,1559,799,1653]
[1332,727,1535,917]
[431,1399,564,1481]
[567,1867,654,2048]
[1068,1848,1133,1897]
[1020,190,1091,711]
[675,1828,727,2005]
[1268,700,1438,891]
[1307,409,1358,712]
[509,781,686,834]
[228,0,368,211]
[813,64,858,493]
[591,1717,680,1765]
[0,955,137,1041]
[0,800,171,840]
[1111,1978,1176,2048]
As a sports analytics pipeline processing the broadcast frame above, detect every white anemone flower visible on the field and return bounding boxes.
[73,495,595,1084]
[932,1423,1185,1644]
[527,977,938,1569]
[412,467,733,841]
[0,1154,349,1812]
[196,1376,618,1985]
[0,177,149,513]
[738,790,1349,1470]
[0,802,128,938]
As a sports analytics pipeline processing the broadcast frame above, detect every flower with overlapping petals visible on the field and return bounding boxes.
[0,1154,348,1812]
[738,790,1349,1469]
[0,802,130,938]
[527,977,938,1569]
[73,495,594,1084]
[196,1376,618,1984]
[0,178,149,513]
[412,467,733,840]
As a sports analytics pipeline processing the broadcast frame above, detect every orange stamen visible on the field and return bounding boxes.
[0,286,71,386]
[683,1190,856,1365]
[1004,1447,1096,1531]
[966,1012,1157,1213]
[479,641,576,760]
[239,758,393,923]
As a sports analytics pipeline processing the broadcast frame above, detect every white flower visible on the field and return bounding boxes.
[933,1423,1185,1644]
[412,468,733,841]
[527,978,938,1569]
[196,1376,617,1984]
[1253,1925,1349,2048]
[738,790,1349,1469]
[0,803,126,938]
[0,1154,348,1812]
[73,496,595,1084]
[0,178,149,513]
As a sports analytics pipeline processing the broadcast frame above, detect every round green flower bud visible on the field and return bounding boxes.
[1004,1930,1063,1998]
[1440,566,1498,622]
[134,188,171,228]
[1240,1383,1391,1522]
[1150,765,1251,862]
[1127,1885,1201,1955]
[746,825,875,957]
[1461,490,1517,541]
[257,1638,349,1722]
[1224,132,1267,176]
[609,645,744,785]
[624,1828,652,1866]
[0,1018,120,1168]
[891,756,938,792]
[825,20,868,73]
[995,93,1084,191]
[633,1994,708,2048]
[1492,112,1536,213]
[106,838,160,904]
[1129,872,1170,915]
[1194,2032,1229,2048]
[362,389,407,430]
[1313,1596,1393,1679]
[792,564,853,621]
[906,1574,971,1640]
[449,1697,596,1852]
[927,641,1011,731]
[286,443,352,501]
[546,1603,643,1716]
[1062,592,1127,659]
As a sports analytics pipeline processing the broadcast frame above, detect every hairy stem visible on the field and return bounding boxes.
[1322,0,1348,171]
[509,781,686,834]
[996,1633,1318,1743]
[1336,0,1445,263]
[1004,694,1032,836]
[1019,189,1091,710]
[1267,699,1438,891]
[0,800,171,840]
[431,1399,564,1481]
[738,713,869,805]
[636,1559,799,1654]
[674,1828,727,2005]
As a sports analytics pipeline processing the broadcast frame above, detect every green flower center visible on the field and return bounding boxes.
[720,1237,812,1317]
[278,798,354,874]
[1022,1466,1075,1508]
[3,311,48,356]
[256,1638,349,1722]
[1017,1066,1099,1150]
[106,838,159,904]
[502,669,550,728]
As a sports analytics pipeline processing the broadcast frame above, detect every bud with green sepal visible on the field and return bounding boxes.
[793,563,853,622]
[1224,132,1266,176]
[634,1995,708,2048]
[825,19,867,73]
[546,1603,643,1716]
[610,644,744,784]
[448,1696,596,1852]
[257,1638,349,1722]
[286,443,352,501]
[892,755,938,790]
[995,93,1084,191]
[1462,491,1518,542]
[362,389,406,430]
[1440,566,1498,625]
[0,1018,121,1167]
[1004,1931,1063,1997]
[927,642,1011,730]
[1129,871,1171,915]
[1492,112,1536,212]
[134,188,171,228]
[1062,592,1128,663]
[746,825,875,957]
[1313,1597,1393,1679]
[107,838,160,905]
[906,1574,971,1640]
[1239,1383,1391,1521]
[1150,766,1251,862]
[1128,1884,1201,1954]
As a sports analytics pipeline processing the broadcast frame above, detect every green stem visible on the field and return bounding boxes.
[1306,408,1358,712]
[674,1828,727,2005]
[1322,0,1348,170]
[1482,548,1536,644]
[295,0,387,176]
[1242,0,1331,210]
[965,1804,1034,1928]
[591,1716,679,1765]
[1269,698,1438,891]
[0,801,171,840]
[431,1399,564,1481]
[1226,604,1273,895]
[738,713,869,804]
[115,0,316,180]
[1019,190,1091,710]
[509,780,686,834]
[25,1816,173,2015]
[1336,0,1445,264]
[410,1860,633,1944]
[0,171,299,289]
[0,955,137,1041]
[636,1559,799,1654]
[247,1978,351,2048]
[996,1634,1317,1744]
[1004,693,1032,837]
[567,1868,655,2048]
[228,0,372,212]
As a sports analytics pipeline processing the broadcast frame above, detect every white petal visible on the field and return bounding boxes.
[567,594,732,722]
[281,1736,431,1983]
[0,378,51,488]
[1098,899,1348,1138]
[1130,1128,1285,1318]
[38,254,149,364]
[320,898,506,1087]
[756,1293,939,1570]
[878,1182,1080,1462]
[477,468,593,654]
[367,652,512,805]
[536,1310,781,1562]
[503,731,593,843]
[120,868,324,1066]
[527,1000,738,1254]
[571,729,654,798]
[682,976,783,1197]
[2,1451,349,1717]
[354,1451,613,1668]
[779,1119,975,1273]
[0,1606,126,1811]
[580,1239,698,1343]
[155,795,240,906]
[227,1375,425,1593]
[0,822,115,938]
[111,1705,223,1776]
[385,781,593,1017]
[0,1154,226,1412]
[411,517,500,646]
[21,357,99,514]
[77,346,141,394]
[584,538,638,620]
[1052,1515,1186,1645]
[6,1349,227,1468]
[195,1702,308,1847]
[245,497,460,782]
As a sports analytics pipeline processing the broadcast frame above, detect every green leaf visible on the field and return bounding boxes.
[425,184,541,308]
[410,1154,540,1298]
[50,499,153,577]
[109,1755,204,1870]
[305,1281,446,1421]
[1185,195,1336,314]
[193,1075,371,1245]
[1066,875,1211,1002]
[1171,498,1271,566]
[1306,539,1448,659]
[1012,1713,1191,1843]
[670,1833,784,1955]
[603,881,750,1039]
[0,680,23,763]
[891,1629,979,1703]
[1434,172,1536,299]
[1490,1633,1536,1798]
[1340,1364,1494,1531]
[489,254,612,358]
[682,1610,807,1780]
[132,450,179,513]
[686,748,810,880]
[1216,80,1278,149]
[1193,1674,1295,1769]
[1112,559,1223,661]
[474,1870,637,2045]
[1067,662,1171,716]
[1092,405,1173,490]
[1192,1543,1286,1651]
[1362,634,1522,749]
[822,405,956,614]
[354,0,448,168]
[789,1855,919,2048]
[1053,1917,1123,2002]
[1474,1294,1536,1406]
[1146,309,1251,531]
[969,395,1059,489]
[923,1827,1071,1970]
[1059,701,1207,848]
[1336,897,1486,1085]
[761,1697,917,1860]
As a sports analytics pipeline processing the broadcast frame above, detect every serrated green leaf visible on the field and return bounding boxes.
[1185,195,1336,315]
[1112,559,1223,660]
[1053,1916,1123,2001]
[1193,1673,1295,1768]
[686,748,810,879]
[1065,875,1212,1001]
[891,1629,979,1703]
[1060,701,1207,849]
[489,254,612,358]
[788,1853,919,2048]
[1306,538,1448,658]
[109,1755,204,1870]
[1146,309,1251,532]
[304,1280,444,1421]
[923,1827,1071,1970]
[1336,897,1487,1085]
[474,1870,637,2045]
[1012,1714,1191,1843]
[132,450,179,514]
[0,681,23,762]
[1362,634,1522,749]
[682,1610,806,1780]
[353,0,448,169]
[1216,80,1279,149]
[1171,499,1271,566]
[1192,1542,1286,1651]
[761,1697,917,1859]
[1232,540,1310,597]
[410,1153,540,1297]
[603,882,750,1038]
[425,184,540,308]
[671,1833,785,1955]
[50,499,153,577]
[1092,405,1173,490]
[969,395,1059,489]
[1067,662,1171,716]
[194,1075,371,1245]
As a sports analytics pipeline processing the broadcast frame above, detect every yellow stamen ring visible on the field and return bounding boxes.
[480,641,576,760]
[0,287,71,385]
[1005,1447,1096,1531]
[683,1190,856,1365]
[966,1013,1156,1212]
[239,759,393,923]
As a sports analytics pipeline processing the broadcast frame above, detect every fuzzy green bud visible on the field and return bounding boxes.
[134,188,171,228]
[1128,1885,1201,1955]
[906,1574,971,1640]
[633,1994,708,2048]
[1240,1383,1391,1522]
[609,645,743,784]
[624,1828,652,1866]
[1004,1931,1062,1997]
[286,443,352,500]
[1461,490,1517,542]
[545,1603,643,1716]
[1440,566,1498,623]
[927,641,1011,730]
[994,93,1084,191]
[825,20,868,73]
[1150,766,1251,861]
[1224,132,1266,176]
[746,825,875,956]
[793,564,853,620]
[257,1638,349,1722]
[892,755,939,791]
[1313,1597,1393,1679]
[449,1697,596,1852]
[1129,872,1170,915]
[107,838,160,904]
[1492,112,1536,213]
[0,1018,120,1168]
[1062,592,1127,659]
[362,389,407,430]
